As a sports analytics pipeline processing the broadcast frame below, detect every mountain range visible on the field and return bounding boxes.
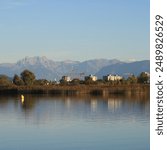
[0,56,150,81]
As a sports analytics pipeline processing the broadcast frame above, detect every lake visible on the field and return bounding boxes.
[0,94,149,150]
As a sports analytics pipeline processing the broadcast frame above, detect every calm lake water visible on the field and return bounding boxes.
[0,94,149,150]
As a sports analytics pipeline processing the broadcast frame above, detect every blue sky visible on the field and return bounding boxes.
[0,0,149,63]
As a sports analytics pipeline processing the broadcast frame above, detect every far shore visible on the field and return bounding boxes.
[0,84,150,96]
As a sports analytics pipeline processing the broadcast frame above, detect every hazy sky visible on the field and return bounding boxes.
[0,0,149,63]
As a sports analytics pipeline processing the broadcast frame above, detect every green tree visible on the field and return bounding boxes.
[70,78,80,85]
[59,79,68,85]
[84,78,95,85]
[127,75,137,84]
[13,74,24,86]
[138,72,150,84]
[34,79,49,85]
[20,70,36,85]
[0,75,12,86]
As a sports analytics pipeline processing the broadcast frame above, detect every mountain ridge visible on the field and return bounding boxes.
[0,56,150,80]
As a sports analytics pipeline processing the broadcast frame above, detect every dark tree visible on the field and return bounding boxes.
[84,78,96,85]
[34,79,49,85]
[70,78,80,85]
[127,75,138,84]
[20,70,36,85]
[0,75,12,86]
[13,74,24,86]
[138,72,150,84]
[59,79,68,85]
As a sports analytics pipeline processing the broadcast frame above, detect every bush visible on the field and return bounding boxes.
[34,79,49,85]
[70,78,80,85]
[0,75,12,87]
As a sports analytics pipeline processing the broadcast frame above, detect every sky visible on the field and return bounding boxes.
[0,0,150,63]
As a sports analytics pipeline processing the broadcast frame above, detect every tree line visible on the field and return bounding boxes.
[0,69,150,87]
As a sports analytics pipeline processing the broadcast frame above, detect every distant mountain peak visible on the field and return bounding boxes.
[0,57,150,80]
[16,56,54,66]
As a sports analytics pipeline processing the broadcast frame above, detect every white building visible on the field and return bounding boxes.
[144,72,150,77]
[85,74,97,81]
[61,76,71,82]
[142,72,150,83]
[103,74,122,81]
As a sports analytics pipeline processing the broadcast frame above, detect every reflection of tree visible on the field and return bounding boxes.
[0,96,10,108]
[0,96,18,108]
[0,94,149,115]
[0,94,150,126]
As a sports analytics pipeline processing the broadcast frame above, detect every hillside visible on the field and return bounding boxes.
[0,57,149,80]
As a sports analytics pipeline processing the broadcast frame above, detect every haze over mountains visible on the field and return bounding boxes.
[0,56,150,81]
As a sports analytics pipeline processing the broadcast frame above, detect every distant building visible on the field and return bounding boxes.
[144,72,150,77]
[61,76,71,82]
[142,72,150,84]
[85,74,97,81]
[103,74,122,81]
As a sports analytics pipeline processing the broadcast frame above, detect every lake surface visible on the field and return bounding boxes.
[0,94,149,150]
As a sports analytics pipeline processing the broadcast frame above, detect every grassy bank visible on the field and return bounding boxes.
[0,84,150,96]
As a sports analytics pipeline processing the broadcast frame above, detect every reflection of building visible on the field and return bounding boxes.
[108,99,122,111]
[85,74,97,81]
[65,98,71,109]
[91,99,98,112]
[61,76,71,82]
[103,74,122,81]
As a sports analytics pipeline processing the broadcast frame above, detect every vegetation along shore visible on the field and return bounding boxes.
[0,69,150,96]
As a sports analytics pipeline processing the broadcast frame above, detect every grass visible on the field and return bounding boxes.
[0,84,150,96]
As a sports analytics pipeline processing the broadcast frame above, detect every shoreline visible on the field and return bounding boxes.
[0,84,150,96]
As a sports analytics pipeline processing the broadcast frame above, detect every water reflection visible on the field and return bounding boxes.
[0,94,149,150]
[108,98,122,112]
[0,94,149,125]
[91,99,97,112]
